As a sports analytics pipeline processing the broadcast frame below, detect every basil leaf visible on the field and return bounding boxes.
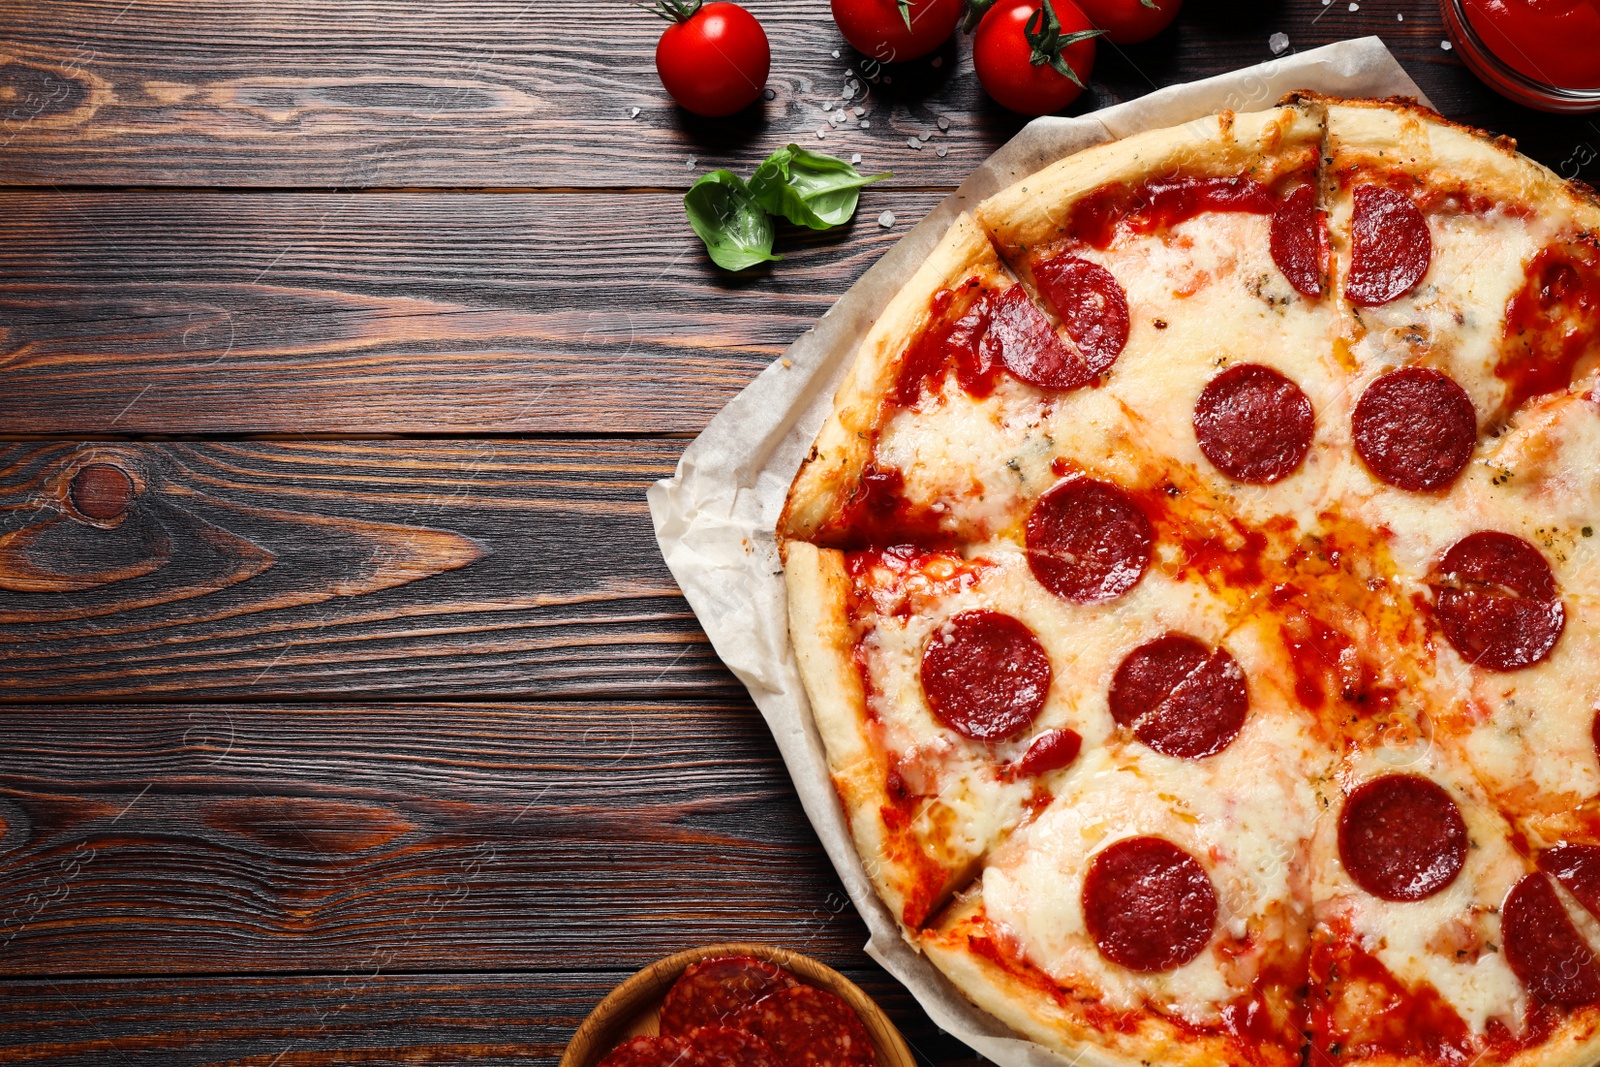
[683,169,782,272]
[749,145,892,230]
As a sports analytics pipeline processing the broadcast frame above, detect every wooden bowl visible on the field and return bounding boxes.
[560,943,917,1067]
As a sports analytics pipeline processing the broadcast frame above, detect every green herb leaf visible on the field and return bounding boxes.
[683,170,782,271]
[748,145,892,230]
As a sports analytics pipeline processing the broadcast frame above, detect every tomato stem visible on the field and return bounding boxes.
[1024,0,1101,86]
[646,0,704,23]
[960,0,998,33]
[897,0,918,33]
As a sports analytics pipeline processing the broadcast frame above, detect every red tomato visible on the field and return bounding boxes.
[654,1,771,117]
[1075,0,1181,44]
[831,0,964,62]
[973,0,1097,115]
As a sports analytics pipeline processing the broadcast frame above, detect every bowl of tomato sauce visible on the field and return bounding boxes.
[1440,0,1600,113]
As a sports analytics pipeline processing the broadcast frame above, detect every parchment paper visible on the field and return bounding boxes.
[648,39,1428,1066]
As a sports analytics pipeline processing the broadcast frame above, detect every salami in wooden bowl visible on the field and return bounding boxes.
[560,943,916,1067]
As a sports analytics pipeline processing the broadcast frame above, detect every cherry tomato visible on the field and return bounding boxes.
[654,1,771,117]
[973,0,1097,115]
[831,0,964,62]
[1075,0,1181,44]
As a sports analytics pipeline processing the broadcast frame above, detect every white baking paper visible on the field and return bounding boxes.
[648,38,1428,1067]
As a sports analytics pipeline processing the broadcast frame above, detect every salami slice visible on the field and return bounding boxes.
[981,285,1092,391]
[691,1026,784,1067]
[1192,363,1314,484]
[1012,728,1083,777]
[1346,185,1431,307]
[1502,872,1600,1007]
[1539,844,1600,922]
[1269,185,1327,298]
[659,956,798,1038]
[1025,477,1153,604]
[599,1037,707,1067]
[735,984,876,1067]
[1337,775,1467,902]
[921,610,1052,742]
[1432,531,1565,672]
[1352,367,1477,491]
[1083,836,1217,973]
[1108,633,1247,759]
[1032,254,1130,377]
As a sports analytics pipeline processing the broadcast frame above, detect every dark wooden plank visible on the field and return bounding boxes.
[0,971,980,1066]
[0,0,1594,190]
[0,190,939,435]
[0,701,877,975]
[0,440,738,701]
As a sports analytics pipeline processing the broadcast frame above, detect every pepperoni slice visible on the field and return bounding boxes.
[1025,477,1153,604]
[1108,633,1248,759]
[1192,363,1315,484]
[1502,872,1600,1007]
[600,1037,707,1067]
[735,984,876,1067]
[1540,844,1600,922]
[1012,728,1083,777]
[691,1026,784,1067]
[1270,184,1327,298]
[975,285,1090,391]
[1346,185,1431,307]
[920,610,1052,742]
[659,956,798,1038]
[1352,367,1477,491]
[1083,836,1217,972]
[1432,531,1565,672]
[1338,775,1467,902]
[1032,254,1130,377]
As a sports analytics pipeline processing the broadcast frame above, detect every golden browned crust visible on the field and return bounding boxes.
[777,214,1010,544]
[921,898,1289,1067]
[977,104,1325,285]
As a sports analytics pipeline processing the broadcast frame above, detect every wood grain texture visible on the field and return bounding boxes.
[0,190,938,435]
[1,0,1596,190]
[0,701,870,975]
[0,971,976,1066]
[0,440,741,700]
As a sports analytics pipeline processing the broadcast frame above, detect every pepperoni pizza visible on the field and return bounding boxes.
[778,95,1600,1067]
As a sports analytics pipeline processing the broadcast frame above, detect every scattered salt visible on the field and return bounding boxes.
[878,211,896,228]
[831,49,841,58]
[854,106,865,116]
[817,129,827,139]
[686,157,696,169]
[1348,2,1358,10]
[936,145,948,157]
[1441,39,1453,49]
[822,101,832,111]
[851,153,862,164]
[628,107,641,118]
[937,116,950,130]
[1269,32,1289,55]
[860,120,870,128]
[908,137,921,150]
[1397,12,1404,19]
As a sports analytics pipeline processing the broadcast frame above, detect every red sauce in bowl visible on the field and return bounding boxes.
[1442,0,1600,112]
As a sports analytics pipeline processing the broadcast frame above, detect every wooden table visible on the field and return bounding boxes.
[0,2,1593,1062]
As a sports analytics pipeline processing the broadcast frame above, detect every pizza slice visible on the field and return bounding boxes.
[917,604,1330,1067]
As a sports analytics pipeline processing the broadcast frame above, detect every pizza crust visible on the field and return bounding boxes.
[778,213,1010,544]
[978,104,1324,281]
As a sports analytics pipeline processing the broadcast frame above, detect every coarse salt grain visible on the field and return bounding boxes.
[1397,12,1404,19]
[1348,2,1358,10]
[686,157,696,169]
[831,49,840,58]
[1441,39,1452,49]
[878,210,896,228]
[854,106,865,116]
[936,145,948,157]
[908,137,921,149]
[629,107,641,118]
[851,153,862,164]
[860,120,870,128]
[817,129,826,139]
[937,115,950,130]
[822,101,832,111]
[1269,32,1289,54]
